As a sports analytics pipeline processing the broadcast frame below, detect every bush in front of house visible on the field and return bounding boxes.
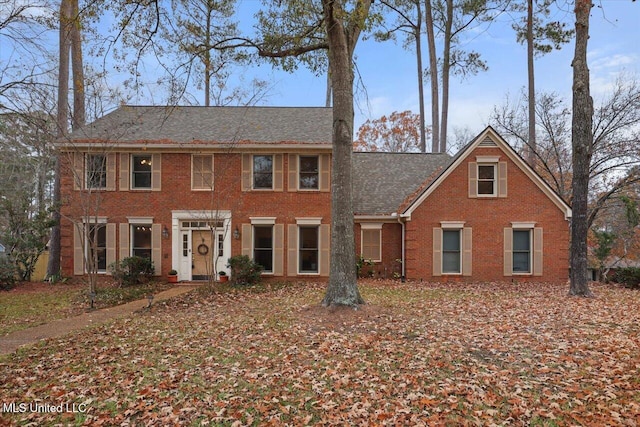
[108,256,154,287]
[612,267,640,289]
[0,257,18,290]
[226,255,263,286]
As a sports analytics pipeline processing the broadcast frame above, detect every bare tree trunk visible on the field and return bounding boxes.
[414,0,427,153]
[47,0,73,280]
[526,0,536,166]
[424,0,439,153]
[569,0,593,297]
[325,64,332,107]
[439,0,453,153]
[70,0,84,129]
[321,0,367,307]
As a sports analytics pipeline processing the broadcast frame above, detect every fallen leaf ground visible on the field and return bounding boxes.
[1,280,639,426]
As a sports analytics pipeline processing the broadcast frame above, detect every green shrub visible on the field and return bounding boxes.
[613,267,640,289]
[108,256,154,287]
[0,257,18,290]
[226,255,263,286]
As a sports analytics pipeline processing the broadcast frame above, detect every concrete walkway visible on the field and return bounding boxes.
[0,285,197,356]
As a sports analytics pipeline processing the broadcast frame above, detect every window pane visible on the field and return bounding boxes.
[253,155,273,189]
[478,165,494,179]
[513,253,530,272]
[132,225,152,259]
[86,154,107,188]
[193,155,213,189]
[299,227,318,273]
[442,230,460,251]
[132,155,152,188]
[442,252,461,273]
[254,226,273,272]
[513,230,530,250]
[362,229,381,261]
[88,224,107,271]
[299,156,319,189]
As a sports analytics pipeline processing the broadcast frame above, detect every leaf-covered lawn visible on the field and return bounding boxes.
[1,281,639,426]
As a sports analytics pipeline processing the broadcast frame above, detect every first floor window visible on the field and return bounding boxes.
[253,155,273,189]
[299,226,319,273]
[132,155,152,189]
[87,224,107,272]
[513,230,531,273]
[132,225,152,259]
[361,228,382,262]
[86,154,107,189]
[442,229,461,274]
[254,225,273,273]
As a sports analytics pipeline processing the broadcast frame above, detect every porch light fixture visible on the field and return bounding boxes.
[233,226,240,240]
[162,226,170,239]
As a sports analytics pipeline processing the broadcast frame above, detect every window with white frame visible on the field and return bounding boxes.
[299,156,319,190]
[87,224,107,272]
[192,154,214,190]
[253,225,273,273]
[253,155,273,189]
[85,154,107,189]
[132,225,152,259]
[299,226,319,273]
[442,229,461,274]
[477,164,496,196]
[512,229,531,273]
[132,155,152,189]
[361,224,382,262]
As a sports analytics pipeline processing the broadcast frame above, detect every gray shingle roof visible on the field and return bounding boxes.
[353,152,452,215]
[67,106,333,145]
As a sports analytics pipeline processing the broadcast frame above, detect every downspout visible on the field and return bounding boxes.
[393,212,406,281]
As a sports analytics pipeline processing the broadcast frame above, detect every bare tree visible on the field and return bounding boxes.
[570,0,594,297]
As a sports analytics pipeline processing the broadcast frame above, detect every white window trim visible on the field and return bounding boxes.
[85,154,107,190]
[298,155,320,191]
[250,217,277,225]
[476,155,501,162]
[191,154,214,191]
[127,216,154,224]
[84,219,108,274]
[477,163,497,197]
[511,223,536,275]
[252,154,274,190]
[252,224,275,274]
[131,154,153,190]
[441,228,462,275]
[361,225,382,263]
[296,217,322,226]
[440,221,465,229]
[298,224,320,275]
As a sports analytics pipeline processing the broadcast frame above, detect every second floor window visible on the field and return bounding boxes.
[132,155,152,189]
[86,154,107,189]
[477,164,496,196]
[299,156,319,190]
[253,155,273,189]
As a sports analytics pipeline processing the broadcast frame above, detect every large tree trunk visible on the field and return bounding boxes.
[414,0,426,153]
[70,0,84,129]
[321,0,365,307]
[439,0,453,153]
[526,0,536,166]
[424,0,439,153]
[47,0,73,280]
[569,0,593,297]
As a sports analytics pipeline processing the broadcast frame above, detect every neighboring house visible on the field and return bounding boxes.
[58,106,571,283]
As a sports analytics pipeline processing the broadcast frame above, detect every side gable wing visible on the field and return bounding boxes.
[401,126,572,220]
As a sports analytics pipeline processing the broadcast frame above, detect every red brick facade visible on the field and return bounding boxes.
[59,108,570,283]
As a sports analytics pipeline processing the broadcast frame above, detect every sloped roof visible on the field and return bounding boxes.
[63,106,333,146]
[402,126,572,220]
[353,152,452,215]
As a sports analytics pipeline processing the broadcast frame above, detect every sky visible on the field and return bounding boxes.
[223,0,639,147]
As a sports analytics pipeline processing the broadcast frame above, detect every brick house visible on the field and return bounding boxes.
[58,106,571,283]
